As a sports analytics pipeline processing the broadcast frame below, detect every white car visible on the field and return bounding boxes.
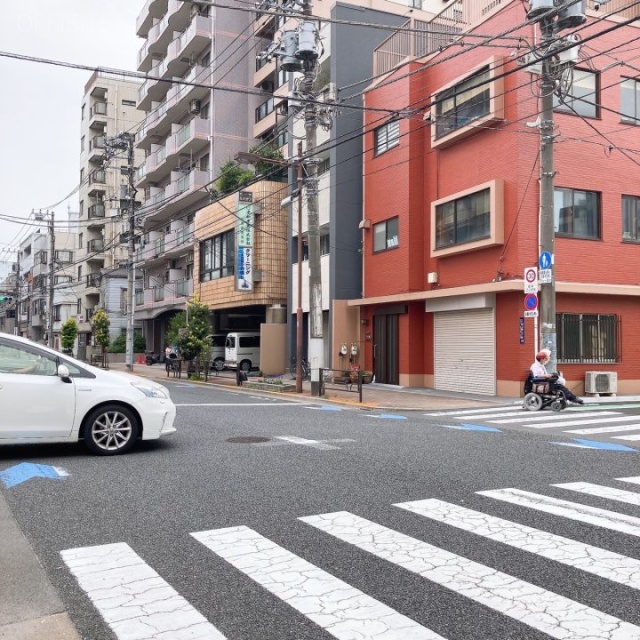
[0,333,176,455]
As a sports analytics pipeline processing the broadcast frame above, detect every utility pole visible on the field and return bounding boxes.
[528,0,585,372]
[257,0,323,394]
[15,251,21,336]
[105,132,137,371]
[296,142,304,394]
[48,211,55,348]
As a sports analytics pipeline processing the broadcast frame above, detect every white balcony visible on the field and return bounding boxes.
[163,15,211,73]
[138,65,169,111]
[136,0,168,37]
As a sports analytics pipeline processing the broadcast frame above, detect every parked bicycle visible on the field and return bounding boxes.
[289,356,311,380]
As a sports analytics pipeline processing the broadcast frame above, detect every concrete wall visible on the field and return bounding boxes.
[260,323,287,375]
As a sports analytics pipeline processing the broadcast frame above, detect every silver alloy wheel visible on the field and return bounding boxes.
[83,405,139,455]
[213,358,225,371]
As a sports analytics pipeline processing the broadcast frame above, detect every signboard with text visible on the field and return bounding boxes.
[235,191,254,291]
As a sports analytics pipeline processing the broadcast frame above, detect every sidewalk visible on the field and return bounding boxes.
[112,362,640,410]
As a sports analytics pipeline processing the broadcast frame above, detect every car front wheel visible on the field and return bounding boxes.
[83,404,140,455]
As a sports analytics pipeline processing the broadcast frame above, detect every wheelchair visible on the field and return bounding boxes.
[523,372,568,412]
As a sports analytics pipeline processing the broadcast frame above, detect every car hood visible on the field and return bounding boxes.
[89,368,172,396]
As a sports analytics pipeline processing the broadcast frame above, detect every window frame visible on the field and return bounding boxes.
[431,179,504,257]
[372,217,399,253]
[621,77,640,124]
[554,187,601,240]
[553,68,599,119]
[431,55,504,149]
[374,119,400,156]
[199,230,235,282]
[557,312,619,364]
[622,194,640,241]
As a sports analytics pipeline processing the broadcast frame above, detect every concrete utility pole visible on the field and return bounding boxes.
[529,0,584,372]
[299,3,323,396]
[296,141,304,394]
[538,15,557,371]
[105,132,137,371]
[48,211,55,348]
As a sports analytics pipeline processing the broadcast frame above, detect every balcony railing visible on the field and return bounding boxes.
[87,239,105,252]
[89,170,106,185]
[90,102,107,117]
[175,279,190,297]
[135,290,144,305]
[154,286,165,301]
[88,203,105,219]
[86,273,101,289]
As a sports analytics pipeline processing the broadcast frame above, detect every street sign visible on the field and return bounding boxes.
[524,310,538,318]
[524,267,538,293]
[539,251,552,269]
[538,268,553,284]
[524,293,538,311]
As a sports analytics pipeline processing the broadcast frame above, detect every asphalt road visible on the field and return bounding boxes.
[2,380,640,640]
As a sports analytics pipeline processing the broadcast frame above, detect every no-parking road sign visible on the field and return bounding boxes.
[524,293,538,317]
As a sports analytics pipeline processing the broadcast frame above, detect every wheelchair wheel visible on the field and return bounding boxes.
[523,392,543,411]
[550,399,564,412]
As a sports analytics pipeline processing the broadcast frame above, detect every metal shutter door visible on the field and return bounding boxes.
[434,308,496,395]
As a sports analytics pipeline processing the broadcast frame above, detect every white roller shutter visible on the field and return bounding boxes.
[434,308,496,395]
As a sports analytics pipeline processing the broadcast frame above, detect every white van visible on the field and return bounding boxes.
[208,334,226,371]
[224,332,260,371]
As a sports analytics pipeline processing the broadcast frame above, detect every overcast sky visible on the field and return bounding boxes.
[0,2,142,263]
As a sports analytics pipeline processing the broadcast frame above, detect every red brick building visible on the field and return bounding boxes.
[353,0,640,395]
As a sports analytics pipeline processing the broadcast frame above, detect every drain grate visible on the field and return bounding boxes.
[226,436,271,444]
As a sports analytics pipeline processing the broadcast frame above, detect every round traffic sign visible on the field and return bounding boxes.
[524,293,538,310]
[525,268,537,283]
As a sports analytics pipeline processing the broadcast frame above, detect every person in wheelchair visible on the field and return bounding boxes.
[530,349,583,405]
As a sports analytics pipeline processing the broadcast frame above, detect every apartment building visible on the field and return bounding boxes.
[78,71,146,356]
[134,0,257,349]
[14,224,77,349]
[356,0,640,394]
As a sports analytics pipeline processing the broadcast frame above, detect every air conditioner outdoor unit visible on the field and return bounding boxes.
[253,269,263,282]
[585,371,617,395]
[189,99,201,114]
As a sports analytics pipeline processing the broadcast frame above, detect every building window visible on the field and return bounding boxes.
[554,188,600,239]
[255,98,274,123]
[554,69,598,118]
[435,188,490,249]
[77,299,82,315]
[622,195,640,241]
[199,230,235,281]
[620,78,640,123]
[80,135,85,152]
[53,305,62,322]
[557,313,619,364]
[373,217,399,252]
[374,120,400,155]
[122,99,136,107]
[431,179,504,257]
[55,250,73,264]
[320,234,330,255]
[434,66,490,139]
[54,275,73,285]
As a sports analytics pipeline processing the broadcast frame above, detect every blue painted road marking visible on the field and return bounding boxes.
[550,439,637,452]
[441,423,502,432]
[0,463,69,489]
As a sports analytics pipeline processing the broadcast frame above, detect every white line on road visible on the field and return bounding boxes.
[554,482,640,506]
[425,406,517,416]
[175,402,298,407]
[254,436,356,450]
[618,476,640,485]
[192,526,445,640]
[478,488,640,537]
[61,543,226,640]
[615,434,640,441]
[491,411,619,425]
[395,498,640,589]
[301,511,640,639]
[565,424,640,434]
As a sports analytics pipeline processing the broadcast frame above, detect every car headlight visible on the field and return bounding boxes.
[131,382,169,399]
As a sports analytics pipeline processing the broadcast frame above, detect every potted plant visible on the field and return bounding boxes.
[60,317,78,355]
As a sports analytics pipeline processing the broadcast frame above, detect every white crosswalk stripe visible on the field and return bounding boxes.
[300,511,640,639]
[614,434,640,441]
[191,526,444,640]
[491,411,620,425]
[478,488,640,536]
[566,423,640,434]
[394,498,640,590]
[554,481,640,506]
[425,406,518,417]
[61,543,227,640]
[62,479,640,640]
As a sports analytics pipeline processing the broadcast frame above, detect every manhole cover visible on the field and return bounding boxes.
[226,436,271,444]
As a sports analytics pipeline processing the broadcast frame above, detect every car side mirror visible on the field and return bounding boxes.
[57,364,72,382]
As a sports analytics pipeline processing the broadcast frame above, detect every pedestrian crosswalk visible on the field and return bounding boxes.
[425,405,640,443]
[61,475,640,640]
